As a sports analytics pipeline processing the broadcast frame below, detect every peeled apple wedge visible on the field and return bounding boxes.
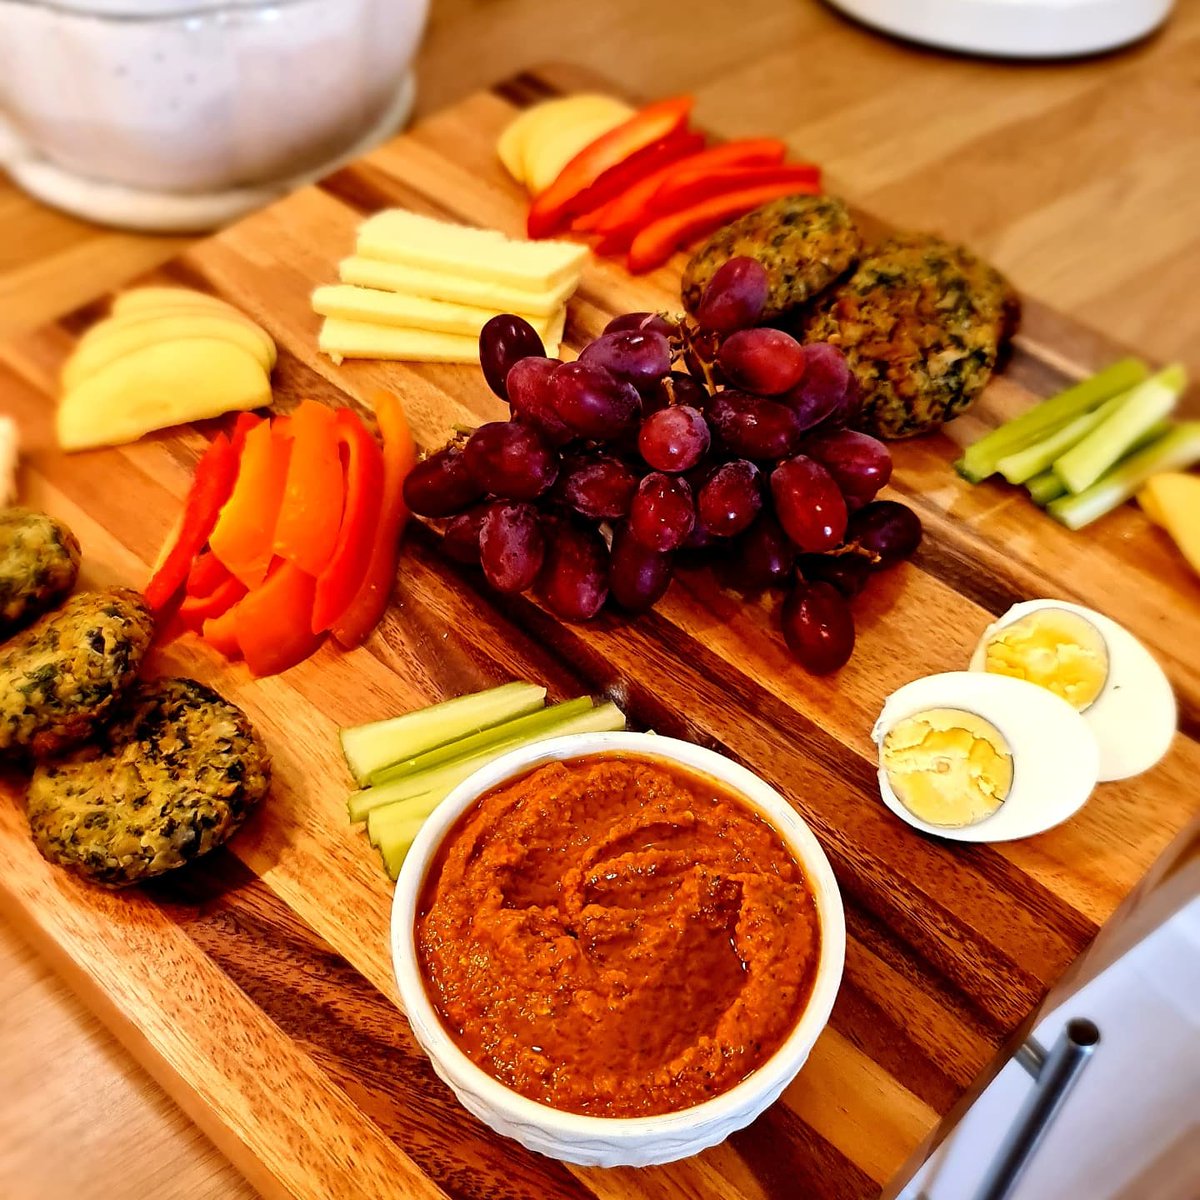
[111,287,247,320]
[496,94,632,191]
[57,339,270,451]
[1138,473,1200,576]
[63,313,276,390]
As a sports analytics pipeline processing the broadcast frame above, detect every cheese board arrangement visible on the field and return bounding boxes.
[1,65,1198,1200]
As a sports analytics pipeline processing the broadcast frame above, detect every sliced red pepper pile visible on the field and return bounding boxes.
[146,392,415,676]
[520,97,823,273]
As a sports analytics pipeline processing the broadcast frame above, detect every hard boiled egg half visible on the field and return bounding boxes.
[969,599,1176,782]
[872,672,1100,841]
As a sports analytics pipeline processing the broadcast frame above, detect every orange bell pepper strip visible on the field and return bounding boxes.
[527,95,693,238]
[143,432,239,611]
[331,390,416,649]
[202,607,242,661]
[186,549,229,597]
[208,419,292,589]
[273,400,344,577]
[568,132,705,233]
[311,408,385,634]
[627,181,821,274]
[650,163,819,215]
[587,138,788,250]
[228,557,321,677]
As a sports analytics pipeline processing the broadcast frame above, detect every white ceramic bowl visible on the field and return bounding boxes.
[391,731,846,1168]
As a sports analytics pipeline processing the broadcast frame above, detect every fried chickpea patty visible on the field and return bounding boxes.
[0,508,81,635]
[28,677,270,887]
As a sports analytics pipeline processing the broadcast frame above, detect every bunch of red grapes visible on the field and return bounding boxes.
[402,257,921,674]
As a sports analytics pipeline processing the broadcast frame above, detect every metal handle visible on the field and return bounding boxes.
[971,1018,1100,1200]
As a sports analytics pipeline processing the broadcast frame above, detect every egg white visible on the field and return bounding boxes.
[872,672,1100,842]
[969,600,1176,783]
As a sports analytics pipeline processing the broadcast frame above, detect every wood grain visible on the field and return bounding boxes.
[2,63,1199,1200]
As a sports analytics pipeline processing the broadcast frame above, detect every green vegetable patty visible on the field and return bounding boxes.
[0,508,81,635]
[0,588,154,758]
[28,676,270,887]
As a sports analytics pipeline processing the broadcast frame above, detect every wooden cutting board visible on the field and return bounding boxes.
[1,65,1198,1200]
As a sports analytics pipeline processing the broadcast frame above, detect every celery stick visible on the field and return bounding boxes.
[348,700,627,823]
[1026,418,1174,506]
[997,395,1123,485]
[1053,364,1185,494]
[377,813,428,879]
[954,357,1148,483]
[367,696,593,786]
[1026,469,1067,507]
[339,682,545,784]
[1048,422,1200,530]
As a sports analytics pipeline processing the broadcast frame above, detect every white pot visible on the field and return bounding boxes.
[0,0,428,228]
[391,731,847,1168]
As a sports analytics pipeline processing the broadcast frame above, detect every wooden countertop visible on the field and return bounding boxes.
[2,3,1198,1197]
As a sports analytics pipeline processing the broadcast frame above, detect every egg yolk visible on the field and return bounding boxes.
[881,707,1014,828]
[983,609,1109,712]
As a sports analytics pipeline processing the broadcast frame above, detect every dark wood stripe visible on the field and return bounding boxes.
[491,72,560,109]
[319,162,463,223]
[151,856,600,1200]
[729,1102,878,1200]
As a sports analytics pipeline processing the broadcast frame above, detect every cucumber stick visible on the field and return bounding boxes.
[339,681,545,784]
[349,700,626,823]
[955,357,1148,483]
[1049,422,1200,530]
[1052,364,1185,495]
[367,695,593,786]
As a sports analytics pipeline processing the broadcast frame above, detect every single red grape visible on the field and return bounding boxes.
[550,361,642,440]
[580,329,673,391]
[717,328,806,396]
[780,342,853,431]
[736,512,795,590]
[628,472,695,552]
[707,390,805,460]
[797,553,872,597]
[801,428,892,501]
[781,581,855,674]
[558,454,639,520]
[403,445,485,517]
[479,502,544,593]
[463,421,559,500]
[695,256,769,333]
[507,356,573,445]
[638,405,711,473]
[604,312,679,338]
[847,501,922,568]
[697,459,763,537]
[770,455,848,552]
[609,524,674,612]
[442,505,488,564]
[537,518,609,620]
[480,314,544,400]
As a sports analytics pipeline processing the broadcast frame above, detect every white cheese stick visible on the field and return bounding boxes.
[356,210,589,291]
[319,319,481,365]
[311,285,556,342]
[338,256,577,317]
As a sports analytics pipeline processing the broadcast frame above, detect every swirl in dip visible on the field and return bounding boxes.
[416,754,820,1117]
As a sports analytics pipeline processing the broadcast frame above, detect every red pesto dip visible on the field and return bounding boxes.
[415,754,820,1118]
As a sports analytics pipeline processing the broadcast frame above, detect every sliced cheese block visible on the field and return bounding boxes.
[57,339,270,451]
[64,313,276,391]
[319,314,565,366]
[524,106,637,196]
[338,255,577,317]
[1139,473,1200,576]
[356,210,589,291]
[112,287,248,320]
[311,285,556,343]
[497,94,633,187]
[545,306,567,356]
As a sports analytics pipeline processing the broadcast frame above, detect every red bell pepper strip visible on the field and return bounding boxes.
[311,408,386,634]
[650,163,820,215]
[186,550,230,598]
[588,138,788,250]
[527,95,693,238]
[178,572,247,628]
[143,432,239,612]
[229,557,321,677]
[331,390,416,649]
[231,410,264,453]
[627,181,823,274]
[273,400,344,577]
[208,418,293,589]
[568,132,705,233]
